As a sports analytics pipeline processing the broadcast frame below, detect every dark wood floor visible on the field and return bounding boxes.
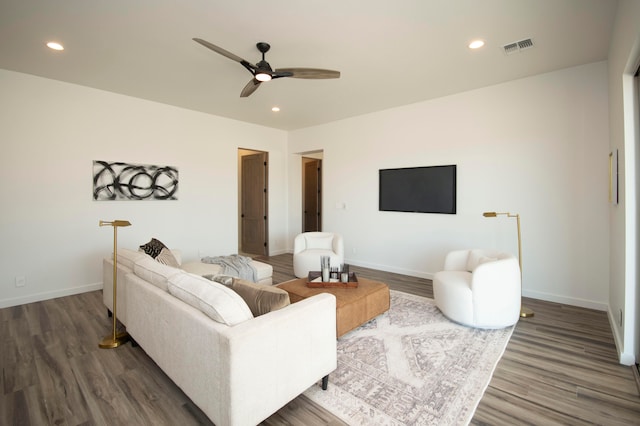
[2,254,639,425]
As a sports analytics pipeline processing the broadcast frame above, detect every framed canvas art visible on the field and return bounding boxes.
[93,160,179,201]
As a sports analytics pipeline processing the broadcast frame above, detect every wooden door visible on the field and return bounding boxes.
[303,158,321,232]
[241,152,268,255]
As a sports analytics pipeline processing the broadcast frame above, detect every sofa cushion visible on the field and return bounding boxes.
[116,248,151,269]
[139,237,168,258]
[230,278,290,317]
[465,249,499,272]
[167,273,253,326]
[203,274,234,286]
[133,257,182,291]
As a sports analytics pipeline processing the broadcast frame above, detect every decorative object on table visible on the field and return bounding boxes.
[307,271,358,288]
[93,160,179,201]
[340,264,350,283]
[304,290,513,425]
[320,255,330,282]
[482,211,534,318]
[330,267,340,280]
[99,219,132,349]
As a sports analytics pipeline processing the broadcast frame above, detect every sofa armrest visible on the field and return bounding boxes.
[470,257,521,325]
[332,234,344,257]
[471,257,521,294]
[293,233,306,254]
[219,293,337,424]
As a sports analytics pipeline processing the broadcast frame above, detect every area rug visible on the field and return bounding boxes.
[304,290,513,425]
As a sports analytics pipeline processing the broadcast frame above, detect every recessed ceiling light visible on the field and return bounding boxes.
[46,42,64,51]
[468,40,485,49]
[271,106,280,112]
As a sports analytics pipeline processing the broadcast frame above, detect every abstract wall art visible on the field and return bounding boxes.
[93,161,179,201]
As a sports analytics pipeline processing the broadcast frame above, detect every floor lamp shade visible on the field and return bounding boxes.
[482,212,534,318]
[99,219,131,348]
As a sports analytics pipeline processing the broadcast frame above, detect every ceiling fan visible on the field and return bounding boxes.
[193,38,340,97]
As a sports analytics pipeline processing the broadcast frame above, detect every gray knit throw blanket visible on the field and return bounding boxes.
[200,254,257,282]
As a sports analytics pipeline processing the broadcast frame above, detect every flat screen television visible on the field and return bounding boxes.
[379,165,456,214]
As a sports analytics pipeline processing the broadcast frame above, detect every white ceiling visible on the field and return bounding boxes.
[0,0,618,131]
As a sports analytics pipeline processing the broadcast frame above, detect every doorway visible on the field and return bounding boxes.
[238,149,268,256]
[302,154,322,232]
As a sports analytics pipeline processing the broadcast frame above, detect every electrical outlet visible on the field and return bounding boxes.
[352,247,357,254]
[15,276,25,287]
[619,309,623,327]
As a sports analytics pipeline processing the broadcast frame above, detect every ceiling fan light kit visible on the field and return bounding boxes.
[255,72,272,82]
[193,38,340,97]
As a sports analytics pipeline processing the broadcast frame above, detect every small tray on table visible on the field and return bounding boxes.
[307,271,359,288]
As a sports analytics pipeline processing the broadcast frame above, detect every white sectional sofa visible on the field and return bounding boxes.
[102,249,337,426]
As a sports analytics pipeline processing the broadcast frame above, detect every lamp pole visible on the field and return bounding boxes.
[99,219,132,348]
[482,212,534,318]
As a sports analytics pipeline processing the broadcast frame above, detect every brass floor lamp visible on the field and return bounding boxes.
[482,212,534,318]
[99,219,132,349]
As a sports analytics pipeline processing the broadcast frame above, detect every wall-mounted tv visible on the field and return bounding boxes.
[379,165,456,214]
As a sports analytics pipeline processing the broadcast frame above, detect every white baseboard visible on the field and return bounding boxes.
[0,282,103,309]
[522,289,608,311]
[344,258,434,280]
[268,248,289,256]
[607,307,637,365]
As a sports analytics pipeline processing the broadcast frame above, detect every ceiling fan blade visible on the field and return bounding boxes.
[240,79,261,97]
[193,38,250,65]
[275,68,340,79]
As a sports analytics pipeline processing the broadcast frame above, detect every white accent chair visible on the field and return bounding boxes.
[433,249,521,329]
[293,232,344,278]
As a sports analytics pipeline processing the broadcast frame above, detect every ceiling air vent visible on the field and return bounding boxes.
[503,38,534,55]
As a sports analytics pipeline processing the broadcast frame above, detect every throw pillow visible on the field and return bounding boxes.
[168,273,253,326]
[202,274,234,286]
[476,256,498,269]
[306,234,334,250]
[465,249,484,272]
[155,247,180,268]
[466,250,498,272]
[230,278,290,317]
[139,238,168,259]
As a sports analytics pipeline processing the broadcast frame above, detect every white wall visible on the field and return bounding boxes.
[607,0,640,365]
[289,61,610,311]
[0,69,288,308]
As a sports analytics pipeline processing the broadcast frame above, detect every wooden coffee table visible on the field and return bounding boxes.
[277,276,390,337]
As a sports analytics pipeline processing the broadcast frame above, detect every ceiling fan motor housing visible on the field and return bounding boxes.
[256,42,271,53]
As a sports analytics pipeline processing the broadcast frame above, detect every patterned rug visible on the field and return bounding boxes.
[304,290,513,425]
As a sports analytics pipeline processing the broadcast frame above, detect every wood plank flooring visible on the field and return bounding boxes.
[2,253,639,425]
